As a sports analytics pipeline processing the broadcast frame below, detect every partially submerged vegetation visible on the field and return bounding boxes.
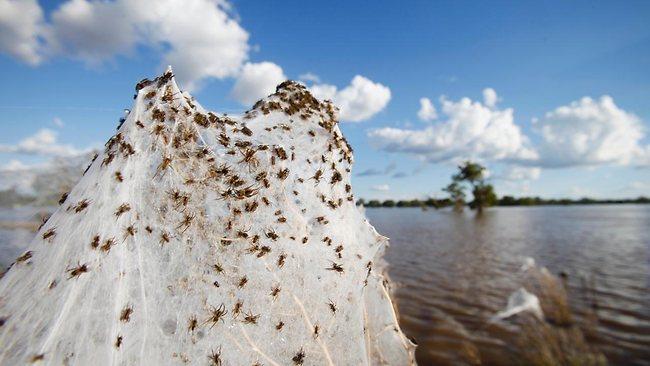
[514,269,606,366]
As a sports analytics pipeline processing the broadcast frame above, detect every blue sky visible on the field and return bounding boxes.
[1,0,649,199]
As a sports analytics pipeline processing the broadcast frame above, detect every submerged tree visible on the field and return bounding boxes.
[443,181,466,212]
[446,161,497,214]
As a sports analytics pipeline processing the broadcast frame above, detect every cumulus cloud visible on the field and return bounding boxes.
[371,184,390,192]
[310,75,391,122]
[482,88,499,108]
[0,0,250,90]
[1,159,29,172]
[231,62,286,105]
[298,72,320,83]
[534,96,647,167]
[368,90,536,163]
[372,90,650,179]
[0,0,45,65]
[0,128,90,157]
[52,117,64,128]
[498,166,541,181]
[417,97,437,121]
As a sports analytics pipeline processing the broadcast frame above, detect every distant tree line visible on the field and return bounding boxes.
[358,161,650,209]
[357,195,650,208]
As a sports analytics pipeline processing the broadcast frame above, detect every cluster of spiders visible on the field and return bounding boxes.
[14,69,383,365]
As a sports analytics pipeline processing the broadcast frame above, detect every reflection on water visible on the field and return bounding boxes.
[367,205,650,366]
[0,205,648,364]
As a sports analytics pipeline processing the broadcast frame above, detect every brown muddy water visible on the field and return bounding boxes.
[367,205,650,365]
[1,205,648,365]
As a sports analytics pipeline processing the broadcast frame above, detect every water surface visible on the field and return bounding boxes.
[367,205,650,365]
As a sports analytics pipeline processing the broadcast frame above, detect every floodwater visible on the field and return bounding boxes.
[367,205,650,365]
[1,205,648,365]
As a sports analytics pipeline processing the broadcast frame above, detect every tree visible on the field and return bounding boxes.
[470,183,497,213]
[443,181,465,212]
[445,161,497,214]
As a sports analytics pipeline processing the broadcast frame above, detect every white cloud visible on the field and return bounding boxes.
[483,88,499,108]
[371,184,390,192]
[1,0,250,90]
[625,181,650,192]
[231,61,286,105]
[534,96,647,167]
[417,97,437,121]
[310,75,391,122]
[298,72,320,83]
[0,153,95,195]
[368,90,536,163]
[52,117,64,128]
[1,159,29,172]
[0,0,45,65]
[0,128,89,157]
[499,166,541,181]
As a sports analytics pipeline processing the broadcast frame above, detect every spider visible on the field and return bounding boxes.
[67,262,88,279]
[242,311,259,325]
[292,348,305,365]
[328,300,337,314]
[120,305,133,322]
[208,346,223,366]
[277,254,286,268]
[326,262,344,273]
[73,199,90,213]
[115,203,131,217]
[205,303,228,329]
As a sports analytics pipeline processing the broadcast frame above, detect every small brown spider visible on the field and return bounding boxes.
[311,169,323,182]
[208,346,223,366]
[115,203,131,217]
[326,262,344,273]
[67,263,88,279]
[15,251,32,263]
[277,168,289,180]
[257,246,271,258]
[205,303,228,329]
[160,231,170,245]
[188,315,198,332]
[277,253,286,268]
[120,305,133,322]
[124,225,137,238]
[270,285,280,298]
[176,213,195,233]
[265,230,279,241]
[100,238,115,252]
[242,311,259,325]
[232,300,243,318]
[274,147,287,160]
[328,300,337,314]
[42,227,56,241]
[73,199,90,213]
[30,353,45,362]
[245,201,258,212]
[292,348,305,365]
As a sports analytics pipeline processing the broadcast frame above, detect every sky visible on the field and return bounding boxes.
[0,0,649,200]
